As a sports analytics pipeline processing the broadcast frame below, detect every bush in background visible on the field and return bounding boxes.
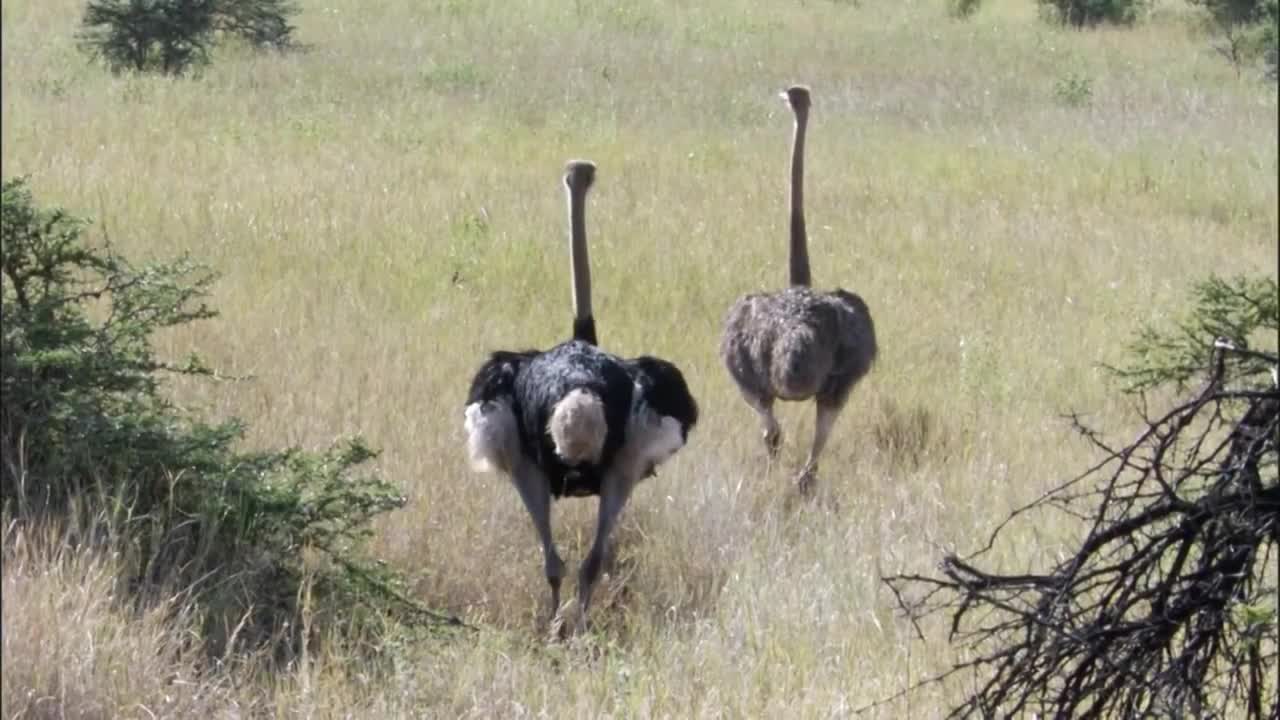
[948,0,983,19]
[77,0,297,75]
[1264,0,1279,79]
[1187,0,1280,77]
[1038,0,1149,27]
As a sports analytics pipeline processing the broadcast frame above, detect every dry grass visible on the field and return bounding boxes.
[0,520,248,719]
[2,0,1276,716]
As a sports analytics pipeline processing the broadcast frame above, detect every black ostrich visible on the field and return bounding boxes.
[463,161,698,632]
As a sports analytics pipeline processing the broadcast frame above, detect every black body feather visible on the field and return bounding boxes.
[467,341,697,498]
[516,341,633,497]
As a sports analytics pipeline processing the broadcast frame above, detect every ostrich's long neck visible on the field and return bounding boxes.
[569,185,597,345]
[788,109,811,288]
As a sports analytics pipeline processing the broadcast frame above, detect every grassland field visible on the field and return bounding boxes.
[2,0,1277,716]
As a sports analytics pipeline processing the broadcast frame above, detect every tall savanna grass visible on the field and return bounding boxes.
[3,0,1276,715]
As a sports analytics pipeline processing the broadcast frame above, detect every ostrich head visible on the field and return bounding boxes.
[564,160,596,194]
[781,85,811,113]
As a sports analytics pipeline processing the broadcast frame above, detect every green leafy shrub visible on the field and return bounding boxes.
[1053,70,1094,106]
[1108,274,1278,392]
[1038,0,1148,27]
[1,178,454,661]
[77,0,297,76]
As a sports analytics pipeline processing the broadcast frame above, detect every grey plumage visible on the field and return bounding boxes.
[719,85,877,491]
[722,287,875,407]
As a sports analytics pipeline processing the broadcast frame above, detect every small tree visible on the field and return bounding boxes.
[78,0,297,76]
[1188,0,1277,76]
[879,275,1278,718]
[1038,0,1149,27]
[79,0,216,75]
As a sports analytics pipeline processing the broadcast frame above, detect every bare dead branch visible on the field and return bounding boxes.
[877,345,1279,718]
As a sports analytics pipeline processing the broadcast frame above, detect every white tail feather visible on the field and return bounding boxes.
[547,389,607,465]
[619,410,686,477]
[464,400,520,474]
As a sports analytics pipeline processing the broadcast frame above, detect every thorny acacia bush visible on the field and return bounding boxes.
[78,0,297,76]
[882,275,1279,719]
[0,177,458,663]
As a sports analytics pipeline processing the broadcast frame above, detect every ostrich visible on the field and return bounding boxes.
[463,160,699,631]
[719,85,877,493]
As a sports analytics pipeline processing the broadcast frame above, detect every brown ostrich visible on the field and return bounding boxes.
[720,86,877,493]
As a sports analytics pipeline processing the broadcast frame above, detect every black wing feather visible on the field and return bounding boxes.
[466,350,538,406]
[625,355,699,440]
